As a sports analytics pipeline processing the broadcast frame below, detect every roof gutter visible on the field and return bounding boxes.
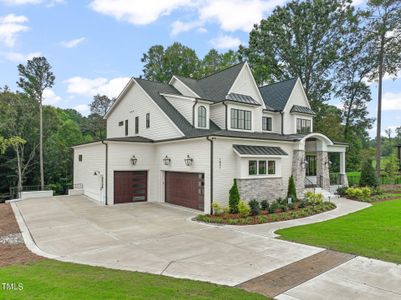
[192,99,199,126]
[101,140,108,205]
[223,101,228,130]
[280,111,284,135]
[206,136,214,215]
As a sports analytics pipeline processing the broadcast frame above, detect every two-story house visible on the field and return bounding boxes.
[72,62,348,213]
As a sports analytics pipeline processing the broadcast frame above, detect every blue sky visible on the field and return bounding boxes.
[0,0,400,138]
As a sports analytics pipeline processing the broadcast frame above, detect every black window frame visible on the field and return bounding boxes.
[296,118,311,134]
[135,116,139,134]
[146,113,150,129]
[78,154,83,162]
[118,121,124,126]
[231,108,252,130]
[248,160,276,176]
[262,117,272,131]
[124,120,128,136]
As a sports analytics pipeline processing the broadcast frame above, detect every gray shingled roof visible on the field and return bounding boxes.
[233,144,288,156]
[226,93,260,105]
[105,136,154,143]
[176,62,245,102]
[135,78,221,137]
[290,105,316,115]
[259,78,298,111]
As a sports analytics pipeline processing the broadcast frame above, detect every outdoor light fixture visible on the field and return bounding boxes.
[325,160,332,167]
[93,171,100,176]
[163,155,171,165]
[131,155,138,166]
[184,155,193,166]
[301,160,308,168]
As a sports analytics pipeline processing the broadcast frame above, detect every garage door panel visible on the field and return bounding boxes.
[114,171,148,204]
[165,172,204,211]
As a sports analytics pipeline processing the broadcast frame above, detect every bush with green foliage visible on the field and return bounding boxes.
[287,175,298,201]
[345,187,371,201]
[260,200,269,211]
[212,202,224,215]
[336,186,348,197]
[359,159,378,188]
[248,199,260,216]
[238,200,250,217]
[384,155,400,181]
[229,179,240,213]
[304,191,324,205]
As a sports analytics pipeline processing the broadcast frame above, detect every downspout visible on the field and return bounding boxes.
[206,136,214,214]
[101,140,108,205]
[192,99,199,126]
[280,111,284,135]
[223,101,228,130]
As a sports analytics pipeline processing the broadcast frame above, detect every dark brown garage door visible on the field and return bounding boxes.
[114,171,147,204]
[165,172,204,211]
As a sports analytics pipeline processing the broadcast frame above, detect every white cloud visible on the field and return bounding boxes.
[64,76,130,99]
[43,88,61,105]
[0,14,30,47]
[383,92,401,111]
[74,104,90,115]
[210,35,242,49]
[89,0,286,34]
[89,0,194,25]
[0,51,41,62]
[60,37,86,48]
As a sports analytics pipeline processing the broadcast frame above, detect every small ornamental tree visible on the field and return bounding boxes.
[359,159,378,188]
[287,175,298,201]
[229,179,240,213]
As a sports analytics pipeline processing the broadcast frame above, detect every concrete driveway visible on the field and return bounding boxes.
[12,196,401,299]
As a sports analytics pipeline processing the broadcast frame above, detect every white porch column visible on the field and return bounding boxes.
[339,151,348,186]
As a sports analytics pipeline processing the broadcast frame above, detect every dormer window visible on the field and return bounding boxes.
[231,108,251,130]
[198,106,207,128]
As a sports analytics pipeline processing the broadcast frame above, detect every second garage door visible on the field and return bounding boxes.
[165,172,204,211]
[114,171,147,204]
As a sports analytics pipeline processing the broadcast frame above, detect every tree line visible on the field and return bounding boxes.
[1,0,400,199]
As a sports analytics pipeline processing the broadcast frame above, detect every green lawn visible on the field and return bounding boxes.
[276,199,401,264]
[0,260,267,300]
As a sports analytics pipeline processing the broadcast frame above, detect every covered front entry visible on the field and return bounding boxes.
[114,171,148,204]
[165,171,204,211]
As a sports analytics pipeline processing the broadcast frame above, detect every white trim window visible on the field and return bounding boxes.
[231,108,252,130]
[198,106,207,128]
[249,160,276,176]
[296,118,311,134]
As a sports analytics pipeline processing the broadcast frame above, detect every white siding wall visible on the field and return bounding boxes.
[73,143,106,203]
[164,95,194,125]
[210,103,226,129]
[213,137,296,207]
[229,64,264,104]
[107,81,182,140]
[282,80,314,134]
[107,142,156,204]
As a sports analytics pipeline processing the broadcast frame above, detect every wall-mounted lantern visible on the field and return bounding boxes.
[325,160,332,167]
[131,155,138,166]
[184,155,193,166]
[301,160,308,168]
[163,155,171,166]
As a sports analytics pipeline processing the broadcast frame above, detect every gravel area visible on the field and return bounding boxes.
[0,203,42,267]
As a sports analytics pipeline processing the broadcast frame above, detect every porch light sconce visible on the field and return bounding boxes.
[301,160,308,168]
[184,155,193,166]
[131,155,138,166]
[325,160,332,167]
[93,171,100,176]
[163,155,171,166]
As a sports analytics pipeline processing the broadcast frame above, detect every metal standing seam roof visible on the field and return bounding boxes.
[233,144,288,156]
[225,93,260,105]
[259,78,298,112]
[290,105,316,115]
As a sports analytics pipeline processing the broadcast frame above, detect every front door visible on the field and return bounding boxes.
[306,155,316,176]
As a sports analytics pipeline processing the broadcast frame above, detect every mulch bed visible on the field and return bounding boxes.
[0,203,42,267]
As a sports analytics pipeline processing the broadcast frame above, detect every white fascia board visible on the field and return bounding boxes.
[104,78,134,119]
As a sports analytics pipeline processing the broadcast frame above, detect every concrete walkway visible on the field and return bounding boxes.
[12,196,401,299]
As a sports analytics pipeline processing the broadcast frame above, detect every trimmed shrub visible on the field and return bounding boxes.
[212,202,224,215]
[260,200,269,211]
[336,186,348,197]
[229,179,240,213]
[345,187,371,201]
[269,201,278,213]
[248,199,260,216]
[304,191,324,205]
[360,159,378,188]
[238,200,250,217]
[287,175,298,201]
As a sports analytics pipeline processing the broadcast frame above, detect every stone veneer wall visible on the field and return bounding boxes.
[292,150,305,198]
[236,177,285,202]
[316,151,330,189]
